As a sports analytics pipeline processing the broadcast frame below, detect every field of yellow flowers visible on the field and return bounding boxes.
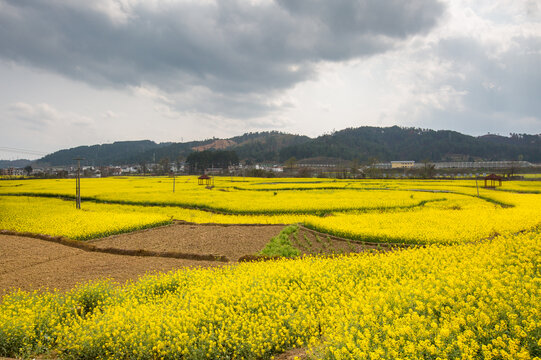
[0,177,449,214]
[1,176,540,243]
[1,176,541,359]
[0,195,173,240]
[0,195,313,239]
[1,229,540,359]
[304,192,541,244]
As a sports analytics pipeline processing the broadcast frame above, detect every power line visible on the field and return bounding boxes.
[0,147,48,156]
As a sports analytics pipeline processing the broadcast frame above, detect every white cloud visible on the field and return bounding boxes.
[8,102,94,130]
[101,110,122,118]
[2,102,98,157]
[279,0,541,135]
[153,104,182,119]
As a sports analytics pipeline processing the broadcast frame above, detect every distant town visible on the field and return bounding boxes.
[1,159,538,180]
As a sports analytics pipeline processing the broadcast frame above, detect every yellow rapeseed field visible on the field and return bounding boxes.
[1,230,539,359]
[304,192,541,244]
[0,196,171,240]
[0,177,447,214]
[1,176,540,243]
[1,177,540,359]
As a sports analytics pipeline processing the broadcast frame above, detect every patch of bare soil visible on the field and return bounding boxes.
[0,223,398,294]
[1,224,286,293]
[0,234,220,294]
[191,139,236,151]
[292,227,402,256]
[90,223,284,262]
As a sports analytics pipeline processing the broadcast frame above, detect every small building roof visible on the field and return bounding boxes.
[485,173,502,180]
[198,174,211,179]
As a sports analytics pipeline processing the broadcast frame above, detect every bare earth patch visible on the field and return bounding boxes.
[0,224,284,293]
[90,223,284,262]
[0,223,398,294]
[293,226,401,256]
[0,234,220,294]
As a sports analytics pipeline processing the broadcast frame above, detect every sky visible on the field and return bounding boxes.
[1,0,540,160]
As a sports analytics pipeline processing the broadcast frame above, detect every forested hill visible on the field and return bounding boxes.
[37,132,310,166]
[38,140,167,166]
[35,127,540,166]
[279,127,541,163]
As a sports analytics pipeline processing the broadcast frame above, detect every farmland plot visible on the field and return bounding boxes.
[0,176,540,359]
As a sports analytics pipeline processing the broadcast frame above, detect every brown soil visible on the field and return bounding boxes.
[0,223,401,295]
[0,224,284,294]
[0,234,220,294]
[292,227,399,256]
[191,139,236,151]
[90,223,284,262]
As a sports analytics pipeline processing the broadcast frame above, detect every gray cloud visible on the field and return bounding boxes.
[0,0,445,117]
[413,34,541,134]
[441,35,541,112]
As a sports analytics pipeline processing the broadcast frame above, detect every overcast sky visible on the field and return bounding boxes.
[1,0,540,160]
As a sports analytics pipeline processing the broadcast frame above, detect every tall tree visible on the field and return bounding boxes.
[24,165,33,176]
[159,157,170,175]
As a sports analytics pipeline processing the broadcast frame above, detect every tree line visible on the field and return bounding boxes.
[185,150,239,174]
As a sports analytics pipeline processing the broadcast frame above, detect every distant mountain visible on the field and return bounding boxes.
[228,132,310,162]
[31,127,541,167]
[38,140,166,166]
[0,159,32,168]
[278,126,541,163]
[36,132,310,166]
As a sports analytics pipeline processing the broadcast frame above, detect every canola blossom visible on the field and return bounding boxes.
[2,191,540,244]
[304,193,541,244]
[0,230,540,359]
[1,176,540,244]
[0,177,447,214]
[0,195,313,239]
[0,196,171,240]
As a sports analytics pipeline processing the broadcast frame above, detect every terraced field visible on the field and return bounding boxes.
[0,176,540,359]
[1,176,539,244]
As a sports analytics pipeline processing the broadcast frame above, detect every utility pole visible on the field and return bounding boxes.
[172,172,176,193]
[74,157,84,209]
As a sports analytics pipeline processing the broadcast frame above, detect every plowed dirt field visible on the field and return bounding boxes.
[1,223,394,294]
[0,224,284,293]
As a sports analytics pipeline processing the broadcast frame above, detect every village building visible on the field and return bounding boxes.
[391,161,415,169]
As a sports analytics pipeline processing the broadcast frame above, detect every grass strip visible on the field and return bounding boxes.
[259,225,301,258]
